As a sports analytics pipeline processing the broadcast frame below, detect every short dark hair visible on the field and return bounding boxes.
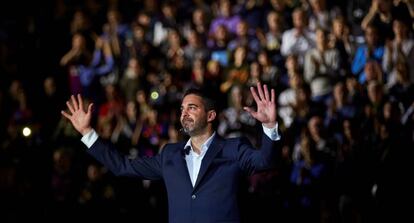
[183,88,217,112]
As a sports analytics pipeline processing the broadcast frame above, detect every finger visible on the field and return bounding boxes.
[271,89,275,104]
[264,84,270,101]
[87,103,93,115]
[77,94,84,111]
[257,82,265,100]
[71,95,79,111]
[61,110,72,120]
[66,101,75,114]
[250,86,261,104]
[243,106,257,117]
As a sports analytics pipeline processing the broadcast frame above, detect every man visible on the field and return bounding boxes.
[61,83,281,223]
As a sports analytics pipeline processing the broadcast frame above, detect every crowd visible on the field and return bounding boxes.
[1,0,413,222]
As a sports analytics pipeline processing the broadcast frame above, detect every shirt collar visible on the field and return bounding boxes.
[184,132,216,155]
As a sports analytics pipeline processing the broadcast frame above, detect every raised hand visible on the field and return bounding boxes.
[244,82,277,128]
[61,94,94,136]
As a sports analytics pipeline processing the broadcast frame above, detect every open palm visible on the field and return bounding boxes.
[244,82,277,128]
[61,94,93,135]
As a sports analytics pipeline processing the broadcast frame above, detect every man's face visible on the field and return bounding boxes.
[365,27,378,45]
[180,94,209,136]
[293,10,305,29]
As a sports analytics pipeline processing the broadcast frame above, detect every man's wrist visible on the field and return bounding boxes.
[263,122,277,129]
[80,127,93,136]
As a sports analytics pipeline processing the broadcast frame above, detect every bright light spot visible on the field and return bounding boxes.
[150,91,159,100]
[22,127,32,137]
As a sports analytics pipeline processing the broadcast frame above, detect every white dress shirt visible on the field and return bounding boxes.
[183,132,216,186]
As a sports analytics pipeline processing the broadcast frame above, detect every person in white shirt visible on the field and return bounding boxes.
[281,7,316,65]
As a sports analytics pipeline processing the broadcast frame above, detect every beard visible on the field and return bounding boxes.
[181,117,194,133]
[181,116,208,136]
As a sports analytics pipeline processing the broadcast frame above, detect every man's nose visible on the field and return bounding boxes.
[181,108,189,116]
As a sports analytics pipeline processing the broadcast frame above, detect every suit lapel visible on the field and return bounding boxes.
[193,135,224,190]
[173,142,193,187]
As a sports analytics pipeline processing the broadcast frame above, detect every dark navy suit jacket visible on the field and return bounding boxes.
[87,132,279,223]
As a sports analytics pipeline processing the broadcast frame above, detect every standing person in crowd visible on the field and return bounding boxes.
[351,24,384,84]
[304,28,341,103]
[281,7,316,65]
[61,83,281,223]
[382,18,414,87]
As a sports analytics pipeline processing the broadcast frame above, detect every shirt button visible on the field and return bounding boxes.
[191,194,196,199]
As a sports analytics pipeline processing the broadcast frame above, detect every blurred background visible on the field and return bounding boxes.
[1,0,413,222]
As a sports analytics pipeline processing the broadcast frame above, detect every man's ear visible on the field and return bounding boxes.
[207,110,216,122]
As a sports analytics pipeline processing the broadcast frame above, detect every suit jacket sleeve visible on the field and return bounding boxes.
[87,138,163,180]
[237,133,280,176]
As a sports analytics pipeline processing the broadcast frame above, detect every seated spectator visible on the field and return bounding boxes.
[209,0,241,36]
[308,0,331,32]
[208,24,231,67]
[279,71,305,128]
[388,59,414,110]
[228,20,260,62]
[218,85,257,143]
[220,46,249,94]
[328,16,356,76]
